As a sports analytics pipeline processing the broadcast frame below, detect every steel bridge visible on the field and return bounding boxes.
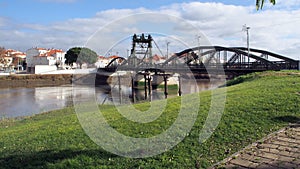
[99,34,300,79]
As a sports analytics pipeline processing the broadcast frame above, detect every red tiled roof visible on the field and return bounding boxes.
[98,56,109,59]
[5,49,16,53]
[34,49,64,57]
[37,47,47,50]
[152,54,163,61]
[108,55,120,59]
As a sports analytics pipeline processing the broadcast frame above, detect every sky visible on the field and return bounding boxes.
[1,0,300,60]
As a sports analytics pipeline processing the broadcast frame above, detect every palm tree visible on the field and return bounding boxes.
[256,0,276,10]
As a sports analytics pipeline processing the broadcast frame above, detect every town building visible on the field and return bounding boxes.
[151,54,166,64]
[95,56,110,68]
[26,47,66,74]
[0,49,26,72]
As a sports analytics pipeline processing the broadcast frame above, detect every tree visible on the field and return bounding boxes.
[256,0,276,10]
[65,47,98,68]
[0,47,8,69]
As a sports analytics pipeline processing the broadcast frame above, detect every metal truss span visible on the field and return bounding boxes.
[101,45,299,78]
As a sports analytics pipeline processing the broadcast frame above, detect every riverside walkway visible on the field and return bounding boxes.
[212,123,300,169]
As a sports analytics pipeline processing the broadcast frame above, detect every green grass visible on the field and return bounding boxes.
[0,71,299,168]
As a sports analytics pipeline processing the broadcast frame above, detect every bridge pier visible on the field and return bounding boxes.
[131,76,135,103]
[144,74,147,100]
[130,72,174,102]
[178,75,182,96]
[136,73,152,101]
[147,75,152,101]
[118,74,122,104]
[163,75,168,99]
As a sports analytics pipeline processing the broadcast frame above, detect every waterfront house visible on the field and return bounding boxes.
[0,49,26,72]
[95,56,110,68]
[6,49,26,71]
[152,54,166,64]
[26,47,66,74]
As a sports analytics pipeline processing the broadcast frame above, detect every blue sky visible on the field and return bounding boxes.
[1,0,300,60]
[1,0,254,23]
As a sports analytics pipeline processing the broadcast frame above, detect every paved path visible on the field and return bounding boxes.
[212,124,300,169]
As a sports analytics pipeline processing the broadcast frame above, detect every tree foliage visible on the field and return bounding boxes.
[0,47,8,67]
[65,47,98,68]
[256,0,276,10]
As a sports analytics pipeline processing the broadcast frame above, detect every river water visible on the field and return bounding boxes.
[0,79,224,119]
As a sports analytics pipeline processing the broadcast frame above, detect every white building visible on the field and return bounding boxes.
[95,56,110,68]
[5,49,26,60]
[150,54,166,64]
[0,49,26,71]
[26,48,66,73]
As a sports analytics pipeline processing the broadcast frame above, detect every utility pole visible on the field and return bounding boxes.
[196,35,201,63]
[196,35,201,51]
[166,41,170,61]
[243,24,250,64]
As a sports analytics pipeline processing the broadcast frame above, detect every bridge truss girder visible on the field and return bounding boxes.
[102,45,299,78]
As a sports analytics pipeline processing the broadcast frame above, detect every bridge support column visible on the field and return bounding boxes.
[131,76,135,103]
[144,74,148,100]
[163,75,168,99]
[147,75,152,101]
[118,74,122,104]
[178,75,182,96]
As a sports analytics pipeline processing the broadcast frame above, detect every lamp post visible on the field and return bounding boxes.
[196,35,201,51]
[166,41,170,60]
[196,35,201,63]
[243,24,250,64]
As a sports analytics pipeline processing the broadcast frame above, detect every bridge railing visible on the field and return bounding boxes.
[272,61,299,70]
[100,60,299,73]
[188,62,273,70]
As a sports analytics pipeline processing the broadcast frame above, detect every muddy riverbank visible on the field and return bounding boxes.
[0,73,113,88]
[0,74,74,88]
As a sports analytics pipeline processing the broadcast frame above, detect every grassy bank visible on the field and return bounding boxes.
[0,71,299,168]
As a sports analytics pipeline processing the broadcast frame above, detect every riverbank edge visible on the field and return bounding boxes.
[0,74,74,88]
[0,73,113,88]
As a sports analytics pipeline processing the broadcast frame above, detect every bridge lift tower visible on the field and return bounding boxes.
[128,33,153,67]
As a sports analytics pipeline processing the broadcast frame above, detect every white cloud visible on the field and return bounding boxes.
[275,0,300,9]
[0,17,7,27]
[0,1,300,60]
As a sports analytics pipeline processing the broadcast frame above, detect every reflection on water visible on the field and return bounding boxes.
[0,86,108,118]
[0,79,224,119]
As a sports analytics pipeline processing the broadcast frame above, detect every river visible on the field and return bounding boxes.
[0,79,224,119]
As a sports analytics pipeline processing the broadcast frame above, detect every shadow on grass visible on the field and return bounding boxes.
[0,149,117,168]
[272,115,300,124]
